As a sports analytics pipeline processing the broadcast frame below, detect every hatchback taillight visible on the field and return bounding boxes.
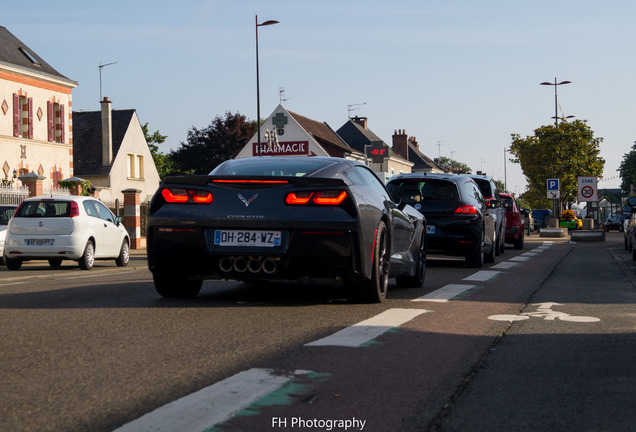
[70,201,80,217]
[285,190,348,206]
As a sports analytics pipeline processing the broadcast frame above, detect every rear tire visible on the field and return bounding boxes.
[115,240,130,267]
[396,230,426,288]
[154,274,202,298]
[347,221,389,303]
[466,230,484,268]
[514,230,525,250]
[6,257,22,270]
[78,240,95,270]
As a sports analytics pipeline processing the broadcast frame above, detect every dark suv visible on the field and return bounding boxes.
[387,172,497,267]
[465,174,506,255]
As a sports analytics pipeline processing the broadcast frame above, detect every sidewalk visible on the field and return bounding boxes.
[432,233,636,431]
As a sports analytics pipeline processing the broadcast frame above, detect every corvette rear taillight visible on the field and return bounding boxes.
[455,205,477,214]
[192,190,213,204]
[285,190,348,206]
[162,188,212,204]
[70,201,80,217]
[313,191,347,205]
[285,191,314,205]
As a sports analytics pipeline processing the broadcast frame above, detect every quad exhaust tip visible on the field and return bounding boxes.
[218,256,278,274]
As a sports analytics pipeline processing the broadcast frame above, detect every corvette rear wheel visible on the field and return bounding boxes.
[347,221,389,303]
[154,274,202,298]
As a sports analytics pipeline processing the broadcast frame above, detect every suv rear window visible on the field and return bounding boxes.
[16,201,71,218]
[472,179,494,198]
[387,179,459,202]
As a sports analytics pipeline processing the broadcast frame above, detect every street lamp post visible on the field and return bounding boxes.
[256,15,279,157]
[540,77,571,125]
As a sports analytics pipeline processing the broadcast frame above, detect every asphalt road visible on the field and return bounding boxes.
[0,231,633,432]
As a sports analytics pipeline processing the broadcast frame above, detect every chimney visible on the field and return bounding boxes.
[409,136,419,151]
[352,116,368,129]
[392,129,409,160]
[101,97,112,166]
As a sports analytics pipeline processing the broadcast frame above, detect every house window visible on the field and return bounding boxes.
[14,94,33,139]
[47,102,65,143]
[127,153,144,179]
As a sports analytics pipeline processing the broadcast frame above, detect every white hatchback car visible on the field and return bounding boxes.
[4,196,130,270]
[0,204,18,265]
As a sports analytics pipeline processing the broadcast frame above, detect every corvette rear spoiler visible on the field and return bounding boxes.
[161,175,347,188]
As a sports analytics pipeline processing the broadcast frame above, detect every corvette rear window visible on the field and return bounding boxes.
[211,158,335,177]
[15,201,71,217]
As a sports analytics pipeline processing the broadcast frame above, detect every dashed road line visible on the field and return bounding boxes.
[463,270,500,281]
[113,368,314,432]
[305,308,430,347]
[413,284,476,303]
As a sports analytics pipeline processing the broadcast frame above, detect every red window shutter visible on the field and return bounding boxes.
[47,101,54,141]
[28,98,34,139]
[13,94,20,137]
[60,104,65,143]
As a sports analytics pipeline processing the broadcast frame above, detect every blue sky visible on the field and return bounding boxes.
[7,0,635,193]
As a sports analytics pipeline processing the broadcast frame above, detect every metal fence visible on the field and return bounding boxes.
[43,187,71,197]
[0,184,29,205]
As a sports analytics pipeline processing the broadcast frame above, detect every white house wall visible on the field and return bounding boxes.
[105,112,160,204]
[235,105,329,159]
[0,67,75,188]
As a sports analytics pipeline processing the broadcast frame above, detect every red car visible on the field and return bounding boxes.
[500,193,524,249]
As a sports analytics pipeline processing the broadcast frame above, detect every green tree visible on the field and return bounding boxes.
[437,156,472,174]
[170,111,257,175]
[509,120,605,209]
[619,141,636,196]
[142,123,174,181]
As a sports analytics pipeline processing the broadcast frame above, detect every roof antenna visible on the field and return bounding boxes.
[279,87,291,105]
[99,62,118,100]
[348,102,366,118]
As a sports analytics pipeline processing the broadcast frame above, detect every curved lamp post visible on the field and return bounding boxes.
[256,15,279,156]
[540,78,571,125]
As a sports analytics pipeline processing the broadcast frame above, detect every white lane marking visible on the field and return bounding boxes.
[463,270,500,281]
[521,252,538,257]
[0,282,26,287]
[113,368,308,432]
[508,256,530,262]
[413,284,475,303]
[305,308,429,347]
[64,269,141,280]
[491,261,517,270]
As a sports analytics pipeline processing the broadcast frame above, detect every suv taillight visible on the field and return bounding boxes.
[455,205,477,214]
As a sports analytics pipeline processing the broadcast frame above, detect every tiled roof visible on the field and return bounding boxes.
[73,110,136,176]
[287,110,359,157]
[0,26,76,84]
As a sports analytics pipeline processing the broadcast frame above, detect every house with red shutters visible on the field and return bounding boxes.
[0,26,77,189]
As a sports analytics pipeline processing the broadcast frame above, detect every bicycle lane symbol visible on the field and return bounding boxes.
[489,302,600,323]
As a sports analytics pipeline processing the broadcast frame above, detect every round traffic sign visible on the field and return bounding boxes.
[581,185,594,199]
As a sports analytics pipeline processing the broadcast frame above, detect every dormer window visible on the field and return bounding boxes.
[19,47,40,66]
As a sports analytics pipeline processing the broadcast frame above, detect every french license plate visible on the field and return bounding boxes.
[25,239,54,246]
[214,230,281,247]
[426,225,436,234]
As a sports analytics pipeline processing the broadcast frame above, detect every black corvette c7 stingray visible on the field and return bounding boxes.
[147,156,426,303]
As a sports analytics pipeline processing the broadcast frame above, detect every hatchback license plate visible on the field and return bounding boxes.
[214,230,281,247]
[26,239,55,246]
